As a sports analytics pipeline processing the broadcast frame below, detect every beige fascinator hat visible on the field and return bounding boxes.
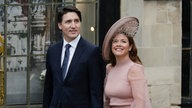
[102,16,139,61]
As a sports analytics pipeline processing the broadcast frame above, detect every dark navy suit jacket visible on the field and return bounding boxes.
[43,37,105,108]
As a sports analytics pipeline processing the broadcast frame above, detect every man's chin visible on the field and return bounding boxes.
[70,34,79,37]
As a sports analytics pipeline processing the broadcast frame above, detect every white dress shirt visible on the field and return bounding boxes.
[61,35,80,78]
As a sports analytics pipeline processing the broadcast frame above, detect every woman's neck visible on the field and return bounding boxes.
[115,56,131,66]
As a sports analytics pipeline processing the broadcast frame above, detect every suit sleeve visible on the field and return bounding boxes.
[104,64,112,108]
[88,46,106,108]
[43,50,53,108]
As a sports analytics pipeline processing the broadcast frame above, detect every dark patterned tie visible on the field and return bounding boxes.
[62,44,71,80]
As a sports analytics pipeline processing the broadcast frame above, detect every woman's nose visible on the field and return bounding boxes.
[115,42,121,46]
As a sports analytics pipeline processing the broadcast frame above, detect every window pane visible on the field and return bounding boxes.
[1,0,98,107]
[0,6,4,34]
[6,4,28,56]
[7,0,28,4]
[0,1,4,4]
[30,4,50,104]
[6,5,28,33]
[31,4,48,55]
[30,55,45,104]
[7,34,28,56]
[6,57,27,105]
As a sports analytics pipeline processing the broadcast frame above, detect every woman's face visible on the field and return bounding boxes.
[111,33,132,58]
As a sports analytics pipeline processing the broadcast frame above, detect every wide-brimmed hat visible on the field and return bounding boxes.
[102,16,139,61]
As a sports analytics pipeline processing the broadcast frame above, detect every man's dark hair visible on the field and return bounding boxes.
[57,6,82,23]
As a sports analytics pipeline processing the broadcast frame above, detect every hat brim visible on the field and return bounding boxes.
[102,16,139,61]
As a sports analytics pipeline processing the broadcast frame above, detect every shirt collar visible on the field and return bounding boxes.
[63,34,81,48]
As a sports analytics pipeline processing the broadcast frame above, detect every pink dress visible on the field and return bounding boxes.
[104,60,151,108]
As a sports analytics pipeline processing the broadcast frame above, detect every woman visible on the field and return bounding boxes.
[102,16,151,108]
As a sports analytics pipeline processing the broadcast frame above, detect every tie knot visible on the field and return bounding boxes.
[65,44,71,49]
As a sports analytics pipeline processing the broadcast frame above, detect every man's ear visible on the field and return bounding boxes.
[58,23,62,30]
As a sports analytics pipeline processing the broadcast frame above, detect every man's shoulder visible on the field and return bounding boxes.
[47,40,62,52]
[79,37,97,48]
[50,40,62,47]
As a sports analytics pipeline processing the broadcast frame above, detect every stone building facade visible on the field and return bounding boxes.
[121,0,182,108]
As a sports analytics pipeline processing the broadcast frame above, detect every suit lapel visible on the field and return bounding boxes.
[54,41,64,82]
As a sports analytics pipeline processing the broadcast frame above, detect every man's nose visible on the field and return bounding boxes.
[70,22,76,27]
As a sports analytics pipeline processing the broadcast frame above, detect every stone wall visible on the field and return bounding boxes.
[121,0,182,108]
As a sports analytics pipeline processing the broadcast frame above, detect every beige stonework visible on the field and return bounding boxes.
[171,106,181,108]
[121,0,182,108]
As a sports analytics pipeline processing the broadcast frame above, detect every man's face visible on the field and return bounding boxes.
[58,12,81,42]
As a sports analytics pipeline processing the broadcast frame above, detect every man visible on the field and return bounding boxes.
[43,6,105,108]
